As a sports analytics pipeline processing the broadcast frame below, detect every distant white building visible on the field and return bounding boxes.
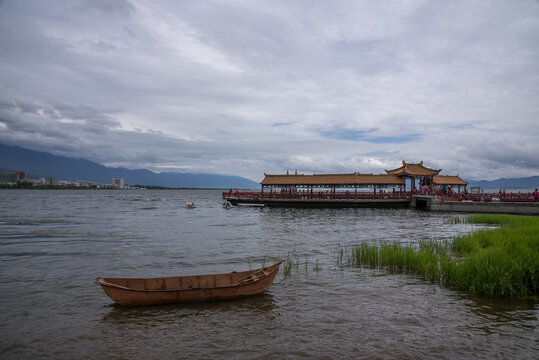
[112,178,125,188]
[45,177,58,186]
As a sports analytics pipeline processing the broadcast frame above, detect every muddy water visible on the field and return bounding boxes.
[0,190,536,359]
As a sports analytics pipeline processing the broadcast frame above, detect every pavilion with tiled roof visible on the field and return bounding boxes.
[223,161,478,206]
[260,171,405,194]
[433,175,468,193]
[385,161,441,191]
[433,175,468,186]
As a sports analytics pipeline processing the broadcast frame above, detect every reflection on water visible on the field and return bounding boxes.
[0,189,537,359]
[101,293,277,325]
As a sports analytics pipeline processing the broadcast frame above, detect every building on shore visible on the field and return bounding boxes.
[112,178,125,188]
[3,171,28,184]
[45,177,58,186]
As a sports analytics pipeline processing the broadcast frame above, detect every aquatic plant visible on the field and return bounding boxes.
[313,258,322,272]
[279,252,321,276]
[446,215,468,224]
[338,214,539,299]
[283,252,293,276]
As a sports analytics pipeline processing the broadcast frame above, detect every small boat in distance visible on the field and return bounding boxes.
[97,262,282,306]
[185,202,196,209]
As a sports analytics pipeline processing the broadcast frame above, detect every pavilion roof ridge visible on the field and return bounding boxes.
[358,173,397,176]
[264,172,401,177]
[264,172,306,176]
[385,160,441,176]
[312,172,356,175]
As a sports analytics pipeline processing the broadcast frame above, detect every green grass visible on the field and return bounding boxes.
[338,214,538,298]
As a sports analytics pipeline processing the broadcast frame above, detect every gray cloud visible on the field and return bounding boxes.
[0,0,538,181]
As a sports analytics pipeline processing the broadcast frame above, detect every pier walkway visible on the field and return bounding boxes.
[223,190,412,208]
[222,190,539,214]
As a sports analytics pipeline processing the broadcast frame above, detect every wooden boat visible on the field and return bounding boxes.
[97,262,282,306]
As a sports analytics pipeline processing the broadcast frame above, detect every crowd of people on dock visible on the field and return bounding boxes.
[436,188,539,202]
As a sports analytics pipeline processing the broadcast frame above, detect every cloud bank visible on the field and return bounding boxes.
[1,0,538,181]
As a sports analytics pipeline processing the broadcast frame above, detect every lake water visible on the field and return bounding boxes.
[0,189,537,359]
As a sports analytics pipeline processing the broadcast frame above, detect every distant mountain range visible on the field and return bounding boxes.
[464,177,539,190]
[0,144,259,189]
[1,143,537,190]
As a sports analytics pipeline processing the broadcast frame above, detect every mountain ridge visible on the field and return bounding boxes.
[0,144,260,189]
[464,176,539,190]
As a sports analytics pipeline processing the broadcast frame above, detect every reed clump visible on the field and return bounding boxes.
[338,214,538,298]
[283,252,293,276]
[281,252,320,276]
[446,215,469,224]
[313,258,322,272]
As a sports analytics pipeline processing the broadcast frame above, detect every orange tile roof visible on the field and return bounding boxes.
[433,175,468,185]
[261,173,405,186]
[386,160,441,177]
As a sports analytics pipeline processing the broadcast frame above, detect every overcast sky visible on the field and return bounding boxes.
[1,0,538,181]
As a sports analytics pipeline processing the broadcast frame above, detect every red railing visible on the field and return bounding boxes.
[223,190,539,202]
[434,191,537,203]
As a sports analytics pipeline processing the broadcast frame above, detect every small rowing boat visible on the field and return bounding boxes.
[97,262,282,306]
